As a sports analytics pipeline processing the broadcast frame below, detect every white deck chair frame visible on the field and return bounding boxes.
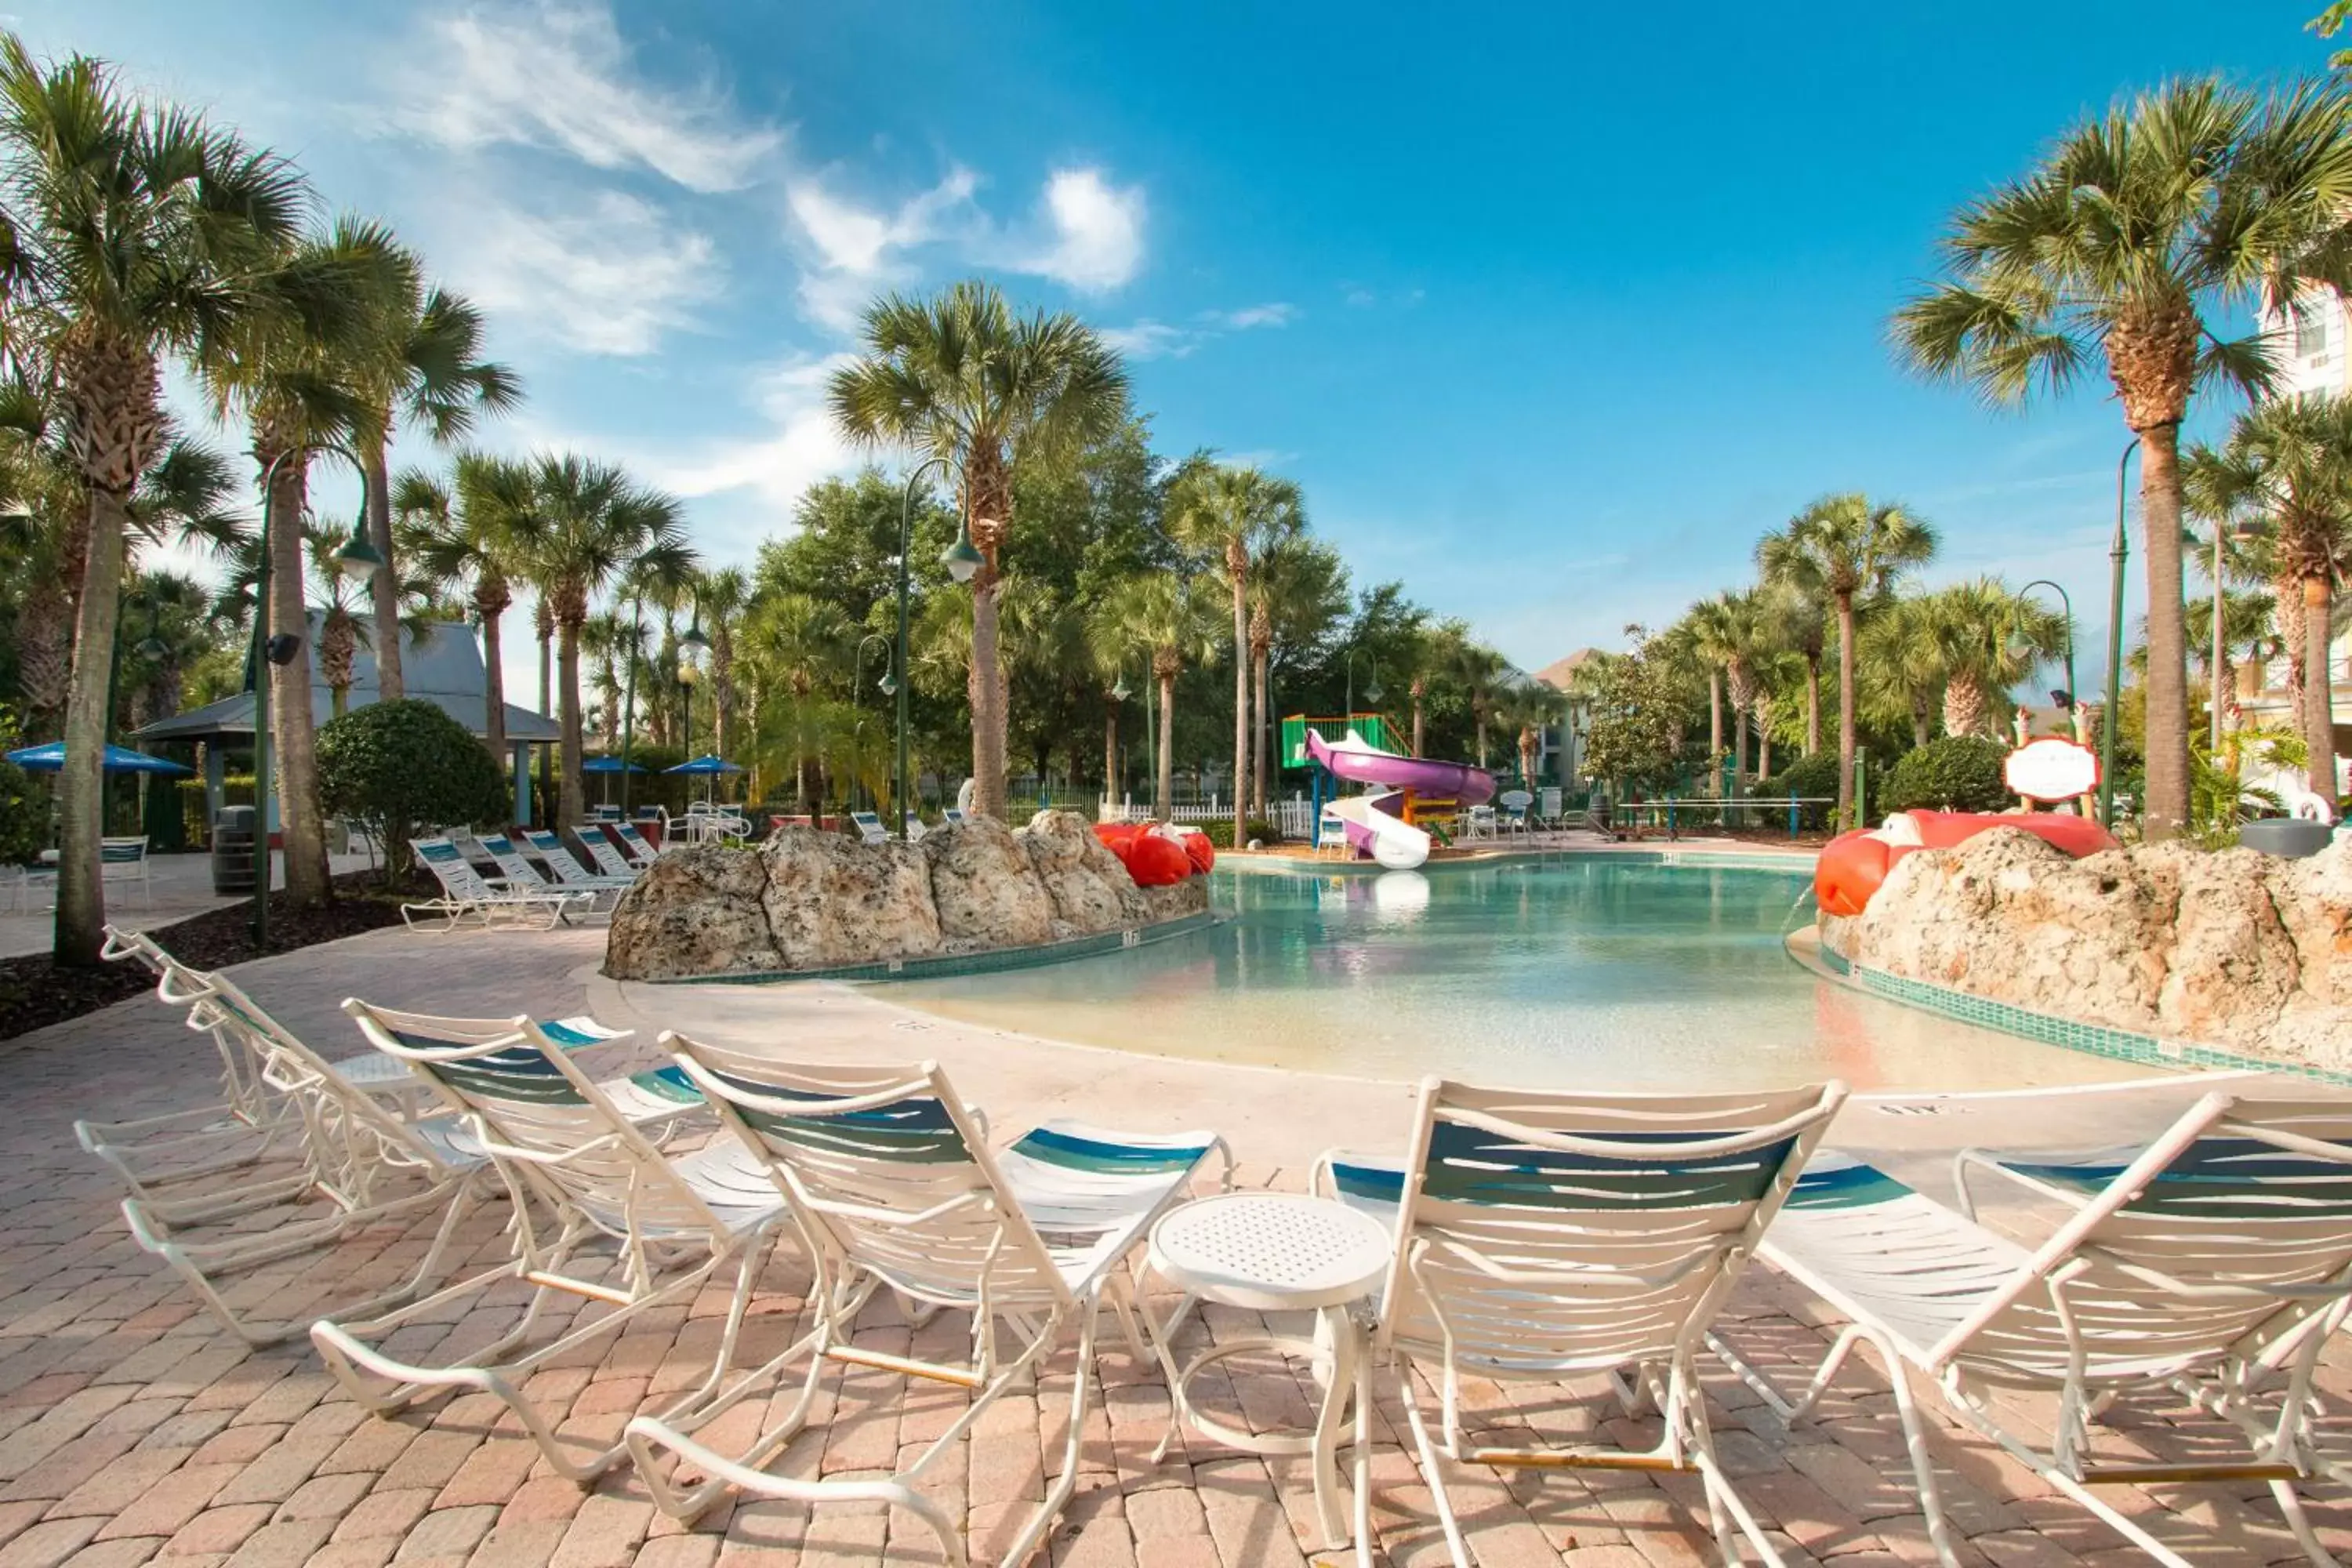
[625,1037,1227,1567]
[313,1004,793,1483]
[1367,1076,1845,1568]
[404,837,590,930]
[1715,1094,2352,1568]
[521,829,634,891]
[613,822,662,868]
[93,964,497,1346]
[848,810,887,846]
[574,826,641,880]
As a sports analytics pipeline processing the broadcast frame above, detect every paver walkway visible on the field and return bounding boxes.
[3,923,2350,1566]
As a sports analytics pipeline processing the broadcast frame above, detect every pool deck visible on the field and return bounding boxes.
[3,921,2348,1566]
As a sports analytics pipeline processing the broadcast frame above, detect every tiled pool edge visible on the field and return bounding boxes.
[1221,845,1818,877]
[1785,928,2352,1087]
[639,910,1223,986]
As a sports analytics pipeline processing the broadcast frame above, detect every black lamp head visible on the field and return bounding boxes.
[264,633,303,666]
[2051,689,2074,710]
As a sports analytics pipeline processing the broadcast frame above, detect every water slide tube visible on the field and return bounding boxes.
[1307,729,1497,871]
[1814,808,2118,919]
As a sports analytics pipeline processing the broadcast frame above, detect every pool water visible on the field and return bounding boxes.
[881,858,2146,1092]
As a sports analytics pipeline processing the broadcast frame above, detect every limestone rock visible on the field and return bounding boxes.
[1018,809,1147,933]
[605,845,780,981]
[1138,877,1209,922]
[2267,835,2352,1007]
[763,831,941,968]
[2144,842,2296,1047]
[925,815,1056,947]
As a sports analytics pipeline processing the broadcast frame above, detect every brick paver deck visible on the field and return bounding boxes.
[3,926,2349,1566]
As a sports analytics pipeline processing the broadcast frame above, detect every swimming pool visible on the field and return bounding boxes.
[881,858,2146,1091]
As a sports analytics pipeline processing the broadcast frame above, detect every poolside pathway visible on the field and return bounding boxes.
[2,922,2349,1566]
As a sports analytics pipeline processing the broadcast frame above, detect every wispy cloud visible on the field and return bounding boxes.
[1021,168,1145,292]
[390,0,782,192]
[1098,300,1295,361]
[442,192,721,355]
[1205,302,1295,330]
[786,166,983,330]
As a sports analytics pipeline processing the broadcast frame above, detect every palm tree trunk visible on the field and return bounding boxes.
[535,612,553,810]
[557,616,586,826]
[1804,653,1821,756]
[267,454,331,908]
[1943,673,1985,740]
[53,488,128,966]
[2278,571,2308,720]
[1412,695,1425,758]
[1229,572,1249,850]
[363,437,403,700]
[1836,595,1857,828]
[1156,673,1176,819]
[1758,715,1773,782]
[1733,704,1748,786]
[2304,575,2338,811]
[1254,649,1272,815]
[1911,699,1931,751]
[1707,670,1723,783]
[971,577,1007,819]
[481,612,508,764]
[2139,426,2191,839]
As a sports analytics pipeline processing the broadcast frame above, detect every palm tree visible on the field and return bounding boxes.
[1093,571,1219,818]
[1169,461,1305,847]
[1679,594,1743,775]
[1449,640,1508,771]
[694,567,750,759]
[829,281,1130,820]
[521,456,692,826]
[1410,619,1470,759]
[1754,533,1831,754]
[583,610,630,746]
[1247,537,1346,811]
[2189,395,2352,808]
[201,216,408,910]
[0,34,322,962]
[2184,440,2290,724]
[1918,578,2072,741]
[1891,79,2352,837]
[397,453,534,764]
[744,591,849,810]
[348,267,521,702]
[1858,596,1944,751]
[1759,495,1936,826]
[1491,681,1565,788]
[307,524,372,718]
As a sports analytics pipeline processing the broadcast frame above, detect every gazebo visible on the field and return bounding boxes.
[133,615,561,831]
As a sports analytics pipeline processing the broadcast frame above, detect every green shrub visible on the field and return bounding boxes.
[1882,735,2010,815]
[0,709,42,866]
[1187,818,1279,849]
[317,700,510,884]
[1760,750,1846,830]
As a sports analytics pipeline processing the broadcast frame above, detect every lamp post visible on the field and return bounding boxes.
[2208,512,2267,753]
[617,595,645,817]
[248,441,374,946]
[896,456,984,837]
[1110,666,1132,808]
[853,631,889,820]
[2017,579,2077,727]
[2099,437,2140,829]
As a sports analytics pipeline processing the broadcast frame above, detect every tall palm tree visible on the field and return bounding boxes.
[397,453,532,763]
[1679,595,1741,772]
[583,610,629,746]
[1448,639,1508,771]
[1491,681,1565,788]
[1169,460,1305,846]
[2184,440,2291,724]
[1891,79,2352,837]
[744,591,848,810]
[1759,494,1936,826]
[349,267,521,702]
[693,567,750,759]
[829,281,1130,820]
[1754,532,1830,754]
[1858,596,1944,751]
[2190,395,2352,807]
[201,216,408,909]
[1918,578,2072,740]
[0,34,320,962]
[1410,619,1471,759]
[521,456,692,826]
[1247,537,1347,811]
[1093,571,1219,819]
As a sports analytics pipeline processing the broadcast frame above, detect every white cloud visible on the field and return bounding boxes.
[1023,168,1145,292]
[393,1,781,192]
[443,192,720,355]
[641,355,862,511]
[1097,320,1196,361]
[786,166,982,331]
[1210,303,1296,330]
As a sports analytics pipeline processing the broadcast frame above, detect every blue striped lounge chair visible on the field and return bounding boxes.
[521,828,636,898]
[1711,1094,2352,1568]
[848,809,887,846]
[1314,1077,1845,1568]
[314,1002,782,1483]
[405,837,591,929]
[612,821,662,868]
[624,1036,1229,1563]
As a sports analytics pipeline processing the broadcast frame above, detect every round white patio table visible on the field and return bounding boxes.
[1147,1192,1390,1564]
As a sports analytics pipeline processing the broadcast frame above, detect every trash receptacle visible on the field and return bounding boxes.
[212,805,257,895]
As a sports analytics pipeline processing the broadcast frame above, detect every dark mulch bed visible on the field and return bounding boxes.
[0,869,420,1043]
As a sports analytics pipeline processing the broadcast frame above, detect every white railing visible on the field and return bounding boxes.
[1102,794,1316,840]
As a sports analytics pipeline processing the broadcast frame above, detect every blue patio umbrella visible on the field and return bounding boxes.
[6,741,191,775]
[582,756,648,774]
[663,754,745,775]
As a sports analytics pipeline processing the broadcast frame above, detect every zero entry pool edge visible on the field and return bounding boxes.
[630,910,1225,986]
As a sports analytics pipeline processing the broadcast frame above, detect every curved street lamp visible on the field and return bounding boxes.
[2016,579,2076,729]
[2100,437,2140,828]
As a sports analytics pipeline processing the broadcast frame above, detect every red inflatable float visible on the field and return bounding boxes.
[1090,821,1210,887]
[1814,810,2118,919]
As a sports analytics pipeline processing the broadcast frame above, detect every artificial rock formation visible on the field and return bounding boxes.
[1836,827,2352,1073]
[606,809,1206,982]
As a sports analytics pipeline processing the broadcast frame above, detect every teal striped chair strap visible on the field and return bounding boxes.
[1421,1119,1800,1211]
[1007,1124,1211,1175]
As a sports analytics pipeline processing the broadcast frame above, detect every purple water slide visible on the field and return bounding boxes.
[1307,729,1496,806]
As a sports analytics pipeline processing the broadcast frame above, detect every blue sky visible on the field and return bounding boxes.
[19,1,2340,702]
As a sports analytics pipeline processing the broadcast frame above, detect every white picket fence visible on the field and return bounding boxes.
[1105,794,1316,840]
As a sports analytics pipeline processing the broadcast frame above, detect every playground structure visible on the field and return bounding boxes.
[1294,716,1496,869]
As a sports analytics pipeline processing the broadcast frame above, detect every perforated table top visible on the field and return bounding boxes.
[1149,1192,1392,1312]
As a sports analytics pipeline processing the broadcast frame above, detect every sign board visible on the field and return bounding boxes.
[2004,737,2100,803]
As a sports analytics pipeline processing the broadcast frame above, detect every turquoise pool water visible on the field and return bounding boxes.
[881,858,2145,1091]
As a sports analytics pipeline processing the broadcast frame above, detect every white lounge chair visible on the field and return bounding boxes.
[405,837,591,930]
[1496,789,1534,837]
[1714,1094,2352,1568]
[613,821,662,869]
[625,1037,1227,1562]
[100,834,151,907]
[942,806,968,827]
[902,812,927,842]
[517,827,633,913]
[90,965,500,1346]
[1317,1076,1845,1568]
[313,1005,787,1483]
[848,809,887,846]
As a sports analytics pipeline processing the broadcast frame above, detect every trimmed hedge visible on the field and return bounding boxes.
[1761,750,1845,830]
[317,700,510,884]
[1882,735,2010,815]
